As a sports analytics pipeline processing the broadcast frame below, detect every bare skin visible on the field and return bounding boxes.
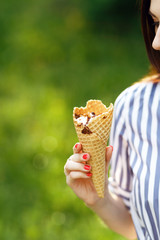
[64,143,137,239]
[149,0,160,50]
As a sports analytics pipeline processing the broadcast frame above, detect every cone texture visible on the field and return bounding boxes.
[73,100,114,198]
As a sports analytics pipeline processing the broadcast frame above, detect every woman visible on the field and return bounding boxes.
[64,0,160,239]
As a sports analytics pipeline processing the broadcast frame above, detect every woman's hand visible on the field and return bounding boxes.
[64,144,137,239]
[64,143,113,206]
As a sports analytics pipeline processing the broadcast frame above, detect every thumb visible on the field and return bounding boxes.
[105,145,113,172]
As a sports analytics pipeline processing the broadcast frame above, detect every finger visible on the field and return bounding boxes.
[73,142,82,154]
[105,145,113,162]
[64,153,90,176]
[68,153,90,163]
[105,145,113,172]
[69,171,92,180]
[64,161,91,176]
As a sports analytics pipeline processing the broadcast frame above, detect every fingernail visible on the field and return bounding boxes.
[86,173,92,177]
[84,165,91,170]
[75,143,79,149]
[109,145,113,151]
[82,154,88,160]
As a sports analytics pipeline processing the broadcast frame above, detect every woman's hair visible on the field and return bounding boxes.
[141,0,160,74]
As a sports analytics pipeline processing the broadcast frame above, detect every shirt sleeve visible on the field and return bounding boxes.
[108,89,133,211]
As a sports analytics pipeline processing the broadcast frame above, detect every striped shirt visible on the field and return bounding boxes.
[109,81,160,240]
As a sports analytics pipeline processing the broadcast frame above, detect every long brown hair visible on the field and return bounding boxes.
[141,0,160,80]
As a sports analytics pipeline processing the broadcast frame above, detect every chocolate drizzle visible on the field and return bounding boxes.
[75,113,80,119]
[82,127,92,134]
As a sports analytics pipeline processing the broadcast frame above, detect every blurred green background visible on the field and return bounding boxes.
[0,0,149,239]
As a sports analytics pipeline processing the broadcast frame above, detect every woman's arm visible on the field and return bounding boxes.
[87,189,137,240]
[64,143,137,240]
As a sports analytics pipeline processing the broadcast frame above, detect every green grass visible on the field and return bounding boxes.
[0,0,149,239]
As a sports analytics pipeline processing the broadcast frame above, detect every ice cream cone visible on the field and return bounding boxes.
[73,100,113,198]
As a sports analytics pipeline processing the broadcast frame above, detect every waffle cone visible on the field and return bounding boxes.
[73,100,114,198]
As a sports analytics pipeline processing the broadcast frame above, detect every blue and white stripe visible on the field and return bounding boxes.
[109,81,160,240]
